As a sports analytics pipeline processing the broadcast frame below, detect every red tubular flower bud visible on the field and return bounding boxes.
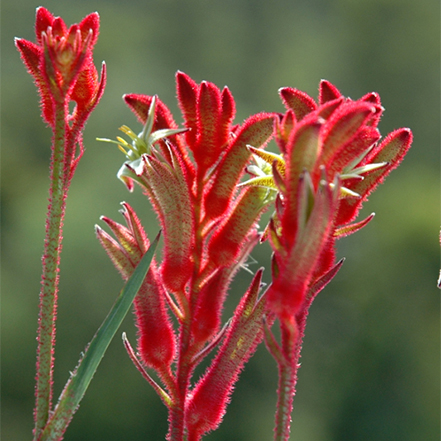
[120,202,149,253]
[141,153,194,293]
[282,119,322,248]
[135,268,176,372]
[194,81,222,170]
[97,204,175,373]
[70,57,98,109]
[176,71,199,148]
[274,110,296,154]
[335,128,413,226]
[208,186,268,268]
[190,270,229,348]
[268,176,340,320]
[317,101,378,172]
[219,87,236,146]
[100,216,140,260]
[185,269,265,441]
[176,72,236,175]
[95,225,134,279]
[204,113,276,221]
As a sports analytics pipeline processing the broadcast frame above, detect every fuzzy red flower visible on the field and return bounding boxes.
[238,80,412,324]
[15,6,105,127]
[98,73,411,441]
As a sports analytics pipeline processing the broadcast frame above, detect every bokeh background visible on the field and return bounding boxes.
[2,0,439,440]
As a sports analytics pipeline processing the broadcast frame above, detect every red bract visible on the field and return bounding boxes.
[15,6,105,128]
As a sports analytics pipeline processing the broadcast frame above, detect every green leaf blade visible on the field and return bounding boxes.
[38,231,161,441]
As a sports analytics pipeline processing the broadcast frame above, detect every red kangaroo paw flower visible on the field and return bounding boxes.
[17,9,106,436]
[335,127,412,226]
[190,269,230,348]
[97,204,176,375]
[208,186,268,268]
[204,112,276,221]
[176,72,237,175]
[185,269,265,441]
[97,71,412,441]
[140,153,195,293]
[16,6,105,128]
[135,267,176,372]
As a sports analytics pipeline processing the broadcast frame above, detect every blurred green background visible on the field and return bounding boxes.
[2,0,439,440]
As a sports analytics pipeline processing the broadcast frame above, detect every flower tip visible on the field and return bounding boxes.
[14,37,25,50]
[402,127,413,138]
[35,5,50,16]
[94,224,104,235]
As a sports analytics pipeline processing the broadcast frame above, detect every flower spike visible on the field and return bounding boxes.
[96,72,411,441]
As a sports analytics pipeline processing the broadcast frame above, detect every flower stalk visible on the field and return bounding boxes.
[34,101,69,437]
[16,7,106,439]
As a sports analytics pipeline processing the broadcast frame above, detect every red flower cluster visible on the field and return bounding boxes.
[98,72,275,440]
[260,81,411,440]
[264,81,412,327]
[98,72,411,441]
[16,6,105,128]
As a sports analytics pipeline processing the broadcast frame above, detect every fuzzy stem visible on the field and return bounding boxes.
[34,103,69,440]
[274,324,296,441]
[167,317,192,441]
[273,313,307,441]
[167,177,206,441]
[274,362,295,441]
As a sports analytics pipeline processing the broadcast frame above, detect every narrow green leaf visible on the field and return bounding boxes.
[38,231,161,441]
